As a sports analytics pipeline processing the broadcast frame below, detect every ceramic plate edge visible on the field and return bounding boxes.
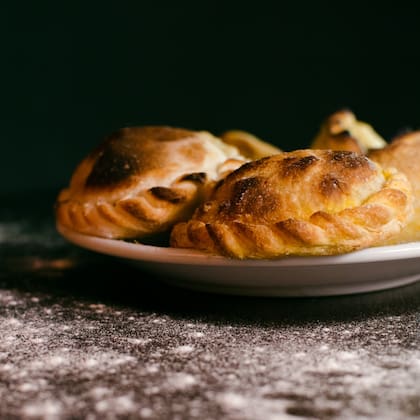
[56,223,420,267]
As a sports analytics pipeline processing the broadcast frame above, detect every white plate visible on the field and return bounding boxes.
[57,223,420,297]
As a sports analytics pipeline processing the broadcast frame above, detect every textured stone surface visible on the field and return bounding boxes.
[1,192,420,419]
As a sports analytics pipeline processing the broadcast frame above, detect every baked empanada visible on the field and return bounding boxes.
[170,149,413,258]
[56,126,246,239]
[220,129,282,160]
[369,130,420,243]
[311,109,387,153]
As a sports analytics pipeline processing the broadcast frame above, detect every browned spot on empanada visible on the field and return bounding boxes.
[329,150,368,169]
[149,187,186,203]
[119,199,152,222]
[319,174,348,197]
[231,177,262,207]
[86,127,198,188]
[85,147,140,187]
[180,172,207,184]
[281,155,319,177]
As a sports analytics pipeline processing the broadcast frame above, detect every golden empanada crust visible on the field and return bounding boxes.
[170,149,413,258]
[311,109,387,153]
[220,130,282,160]
[369,131,420,243]
[56,126,246,239]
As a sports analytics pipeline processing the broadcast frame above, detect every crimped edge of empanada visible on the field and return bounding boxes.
[170,167,413,259]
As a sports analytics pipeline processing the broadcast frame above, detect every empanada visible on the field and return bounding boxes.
[56,126,246,239]
[170,149,413,258]
[220,129,282,160]
[369,130,420,243]
[311,109,387,153]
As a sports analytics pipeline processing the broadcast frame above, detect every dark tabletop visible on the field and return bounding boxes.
[1,191,420,420]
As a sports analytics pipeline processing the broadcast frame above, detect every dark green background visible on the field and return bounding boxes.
[2,2,420,193]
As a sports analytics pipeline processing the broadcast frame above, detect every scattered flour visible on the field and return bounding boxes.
[95,394,137,415]
[22,399,64,419]
[216,392,247,410]
[0,363,15,373]
[172,345,195,355]
[139,407,154,418]
[2,286,420,419]
[126,337,152,346]
[144,364,160,374]
[166,373,197,390]
[189,331,205,338]
[89,387,113,399]
[18,381,47,393]
[216,392,293,420]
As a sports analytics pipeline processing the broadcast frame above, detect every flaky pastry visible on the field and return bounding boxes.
[369,130,420,243]
[311,109,387,153]
[56,126,247,239]
[220,129,282,160]
[170,150,413,258]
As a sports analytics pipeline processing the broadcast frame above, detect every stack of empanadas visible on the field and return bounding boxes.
[56,113,419,259]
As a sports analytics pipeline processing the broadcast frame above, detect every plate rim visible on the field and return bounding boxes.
[56,222,420,268]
